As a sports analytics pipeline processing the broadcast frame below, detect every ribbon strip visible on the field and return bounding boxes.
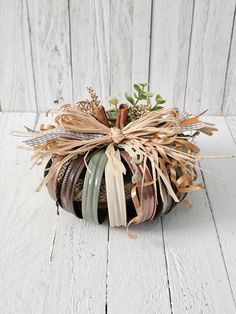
[181,123,206,132]
[23,128,105,147]
[82,150,107,224]
[105,145,127,227]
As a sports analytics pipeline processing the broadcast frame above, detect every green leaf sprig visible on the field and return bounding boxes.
[125,83,166,111]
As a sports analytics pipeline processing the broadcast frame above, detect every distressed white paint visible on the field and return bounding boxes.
[150,0,194,109]
[0,113,58,313]
[0,1,36,111]
[132,0,152,86]
[1,115,236,312]
[1,1,236,114]
[185,0,236,114]
[199,116,236,300]
[107,222,171,314]
[226,116,236,141]
[163,187,235,313]
[109,0,133,100]
[132,0,152,84]
[222,18,236,115]
[35,113,108,314]
[27,0,73,111]
[1,1,236,312]
[42,215,108,314]
[69,0,110,104]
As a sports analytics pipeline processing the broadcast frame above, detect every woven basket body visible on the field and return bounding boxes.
[45,151,186,224]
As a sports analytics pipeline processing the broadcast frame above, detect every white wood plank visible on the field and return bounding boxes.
[42,215,108,314]
[163,188,235,313]
[132,0,152,85]
[222,12,236,116]
[0,1,37,111]
[0,113,58,313]
[107,222,171,314]
[110,0,152,102]
[199,116,236,301]
[226,116,236,142]
[150,0,194,109]
[110,0,133,100]
[34,113,108,314]
[185,0,236,114]
[27,0,73,112]
[70,0,110,104]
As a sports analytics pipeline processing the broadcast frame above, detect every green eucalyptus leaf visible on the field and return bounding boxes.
[150,105,163,111]
[142,92,154,97]
[138,93,147,100]
[155,94,166,104]
[125,92,135,105]
[134,84,142,92]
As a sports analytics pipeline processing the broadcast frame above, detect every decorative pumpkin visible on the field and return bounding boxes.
[14,84,217,236]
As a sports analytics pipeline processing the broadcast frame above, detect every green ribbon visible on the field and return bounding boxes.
[82,150,107,224]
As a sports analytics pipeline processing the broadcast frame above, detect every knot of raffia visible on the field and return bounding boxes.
[110,127,124,144]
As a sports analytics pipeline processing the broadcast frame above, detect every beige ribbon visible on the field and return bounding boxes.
[105,145,127,227]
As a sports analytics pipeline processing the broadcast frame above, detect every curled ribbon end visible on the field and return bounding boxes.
[126,229,138,239]
[181,198,192,209]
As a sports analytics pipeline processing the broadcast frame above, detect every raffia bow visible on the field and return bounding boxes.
[14,105,217,204]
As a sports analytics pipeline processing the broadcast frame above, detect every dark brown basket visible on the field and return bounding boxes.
[44,152,186,224]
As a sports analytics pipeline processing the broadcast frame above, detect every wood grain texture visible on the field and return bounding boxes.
[163,188,235,313]
[27,0,73,112]
[222,8,236,116]
[132,0,152,85]
[185,0,236,114]
[70,0,110,104]
[42,214,108,314]
[35,113,109,314]
[0,113,58,313]
[110,0,152,102]
[200,116,236,302]
[150,0,194,109]
[70,0,152,105]
[1,115,236,313]
[109,0,133,100]
[0,1,36,111]
[226,116,236,142]
[107,222,171,314]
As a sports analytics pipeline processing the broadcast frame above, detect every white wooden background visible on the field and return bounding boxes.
[1,1,236,314]
[0,0,236,114]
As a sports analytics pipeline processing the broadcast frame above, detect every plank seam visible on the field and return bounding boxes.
[161,217,173,314]
[41,215,60,312]
[183,0,195,111]
[147,0,153,86]
[67,0,74,103]
[108,1,111,96]
[225,117,236,144]
[49,223,58,262]
[25,0,39,112]
[105,225,110,314]
[200,168,236,308]
[221,2,236,116]
[33,112,40,130]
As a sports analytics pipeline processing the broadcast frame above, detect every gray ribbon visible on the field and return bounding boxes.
[23,128,105,147]
[177,112,205,132]
[181,123,205,132]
